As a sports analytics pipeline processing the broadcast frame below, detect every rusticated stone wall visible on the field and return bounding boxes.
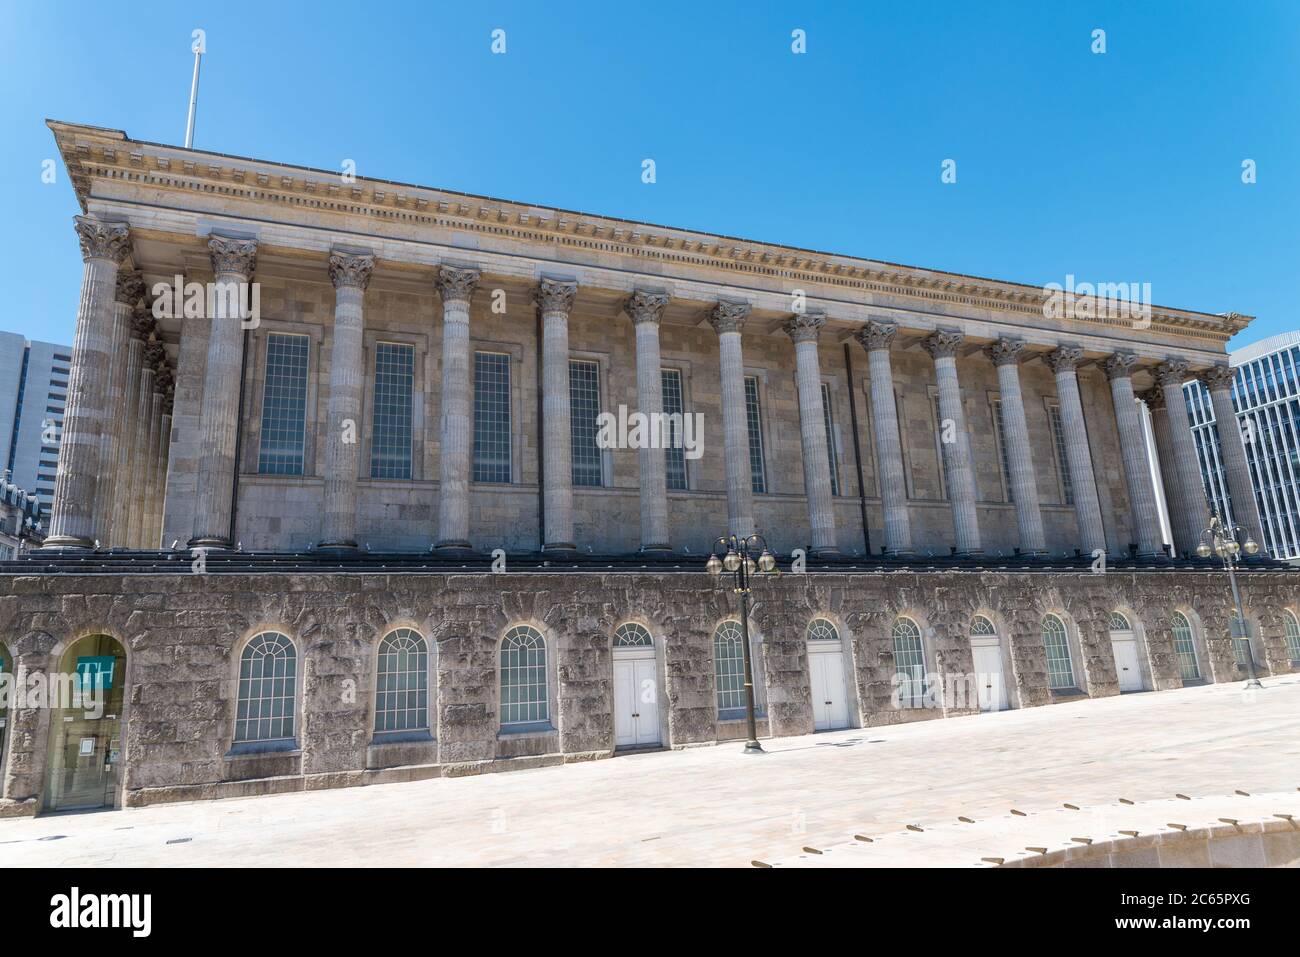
[0,567,1297,815]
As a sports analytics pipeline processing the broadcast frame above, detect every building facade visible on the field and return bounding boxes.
[0,332,72,506]
[0,119,1296,816]
[0,474,43,559]
[1186,331,1300,560]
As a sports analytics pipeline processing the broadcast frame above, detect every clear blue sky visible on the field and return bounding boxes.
[2,1,1296,349]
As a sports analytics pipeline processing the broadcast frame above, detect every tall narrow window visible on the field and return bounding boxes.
[662,368,687,490]
[500,625,548,727]
[473,352,511,483]
[1047,404,1074,505]
[371,342,414,479]
[930,393,949,499]
[892,617,926,708]
[821,383,840,496]
[258,334,309,475]
[713,620,747,717]
[374,628,429,734]
[569,359,602,487]
[1283,609,1300,661]
[1170,611,1201,680]
[235,632,297,744]
[744,376,766,493]
[1042,614,1076,690]
[992,399,1013,502]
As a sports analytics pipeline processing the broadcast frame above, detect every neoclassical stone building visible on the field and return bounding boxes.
[0,119,1296,815]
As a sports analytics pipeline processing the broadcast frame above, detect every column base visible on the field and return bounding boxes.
[542,542,576,556]
[314,541,359,554]
[188,536,233,550]
[434,541,474,556]
[809,547,841,559]
[954,549,983,558]
[37,535,95,551]
[639,543,673,553]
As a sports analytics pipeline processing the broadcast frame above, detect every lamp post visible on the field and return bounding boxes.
[1196,512,1262,689]
[707,533,777,753]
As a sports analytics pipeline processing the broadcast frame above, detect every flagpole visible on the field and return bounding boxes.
[184,46,202,148]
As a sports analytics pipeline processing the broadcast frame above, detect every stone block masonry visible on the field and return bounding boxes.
[1,566,1297,815]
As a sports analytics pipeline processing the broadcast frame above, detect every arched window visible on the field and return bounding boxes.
[1284,610,1300,661]
[235,632,297,743]
[500,625,548,727]
[714,620,747,716]
[892,617,926,708]
[1042,614,1076,690]
[374,628,429,733]
[613,622,653,647]
[1109,612,1131,632]
[1170,611,1201,680]
[807,618,839,643]
[970,615,997,637]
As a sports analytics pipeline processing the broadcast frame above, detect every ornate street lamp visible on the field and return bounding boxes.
[1196,512,1262,689]
[707,533,777,753]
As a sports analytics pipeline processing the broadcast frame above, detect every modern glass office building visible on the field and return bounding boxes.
[1185,331,1300,560]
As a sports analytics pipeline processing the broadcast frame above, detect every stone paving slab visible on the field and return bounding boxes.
[0,676,1297,867]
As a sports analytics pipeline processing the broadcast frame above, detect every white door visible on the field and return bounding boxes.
[1111,635,1143,692]
[808,648,850,731]
[614,653,661,747]
[970,641,1009,712]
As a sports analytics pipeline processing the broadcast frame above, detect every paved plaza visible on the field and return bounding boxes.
[2,676,1297,867]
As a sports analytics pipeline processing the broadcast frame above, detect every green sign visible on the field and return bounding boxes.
[75,656,116,691]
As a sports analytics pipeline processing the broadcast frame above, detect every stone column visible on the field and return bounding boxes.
[318,252,375,549]
[855,321,912,555]
[537,278,579,551]
[1203,364,1265,551]
[627,290,672,551]
[150,378,173,549]
[140,387,163,548]
[983,339,1046,555]
[1142,387,1178,555]
[127,344,159,548]
[110,308,148,546]
[1103,353,1165,557]
[1045,346,1106,555]
[1156,360,1211,555]
[434,265,480,550]
[924,330,981,556]
[95,268,144,546]
[44,216,131,548]
[709,300,755,540]
[784,311,839,556]
[189,236,256,548]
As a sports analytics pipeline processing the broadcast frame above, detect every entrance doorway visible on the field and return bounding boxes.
[970,615,1010,712]
[44,634,127,812]
[612,623,661,748]
[807,618,851,731]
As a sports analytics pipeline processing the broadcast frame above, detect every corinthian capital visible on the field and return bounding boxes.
[625,289,670,325]
[1101,352,1138,381]
[208,236,258,278]
[436,265,481,303]
[535,277,578,314]
[115,269,146,307]
[1154,359,1190,388]
[783,310,826,344]
[74,216,131,264]
[1045,345,1084,374]
[983,338,1025,367]
[329,251,375,291]
[708,300,751,335]
[922,330,964,360]
[130,312,156,340]
[1139,388,1166,412]
[1201,363,1235,393]
[854,320,897,353]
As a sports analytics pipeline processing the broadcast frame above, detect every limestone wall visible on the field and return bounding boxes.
[0,567,1296,814]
